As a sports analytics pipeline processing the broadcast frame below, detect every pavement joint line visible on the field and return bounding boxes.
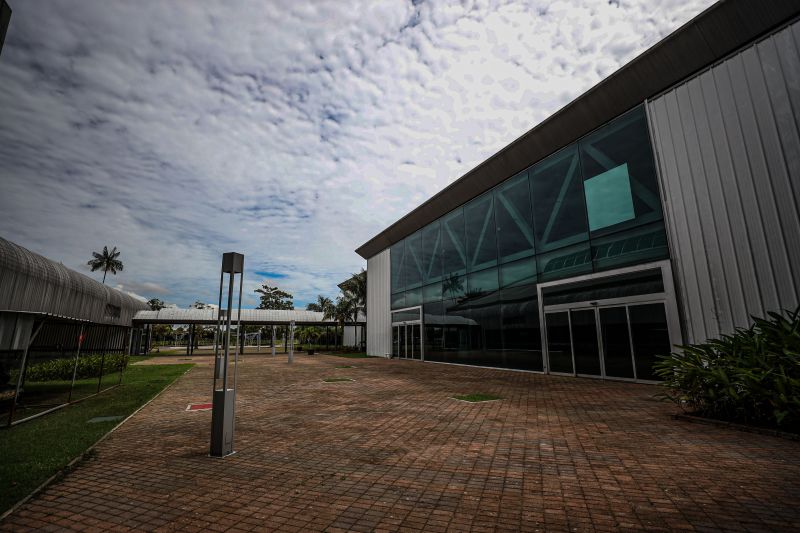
[0,365,195,524]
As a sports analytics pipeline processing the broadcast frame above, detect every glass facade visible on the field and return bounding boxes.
[390,105,669,372]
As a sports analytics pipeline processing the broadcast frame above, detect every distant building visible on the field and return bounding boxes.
[356,0,800,382]
[0,1,10,57]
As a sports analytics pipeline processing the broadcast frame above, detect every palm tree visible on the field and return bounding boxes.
[340,270,366,349]
[307,295,334,315]
[87,246,123,284]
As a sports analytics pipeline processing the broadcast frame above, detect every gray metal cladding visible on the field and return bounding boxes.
[0,236,148,325]
[647,19,800,344]
[366,249,391,357]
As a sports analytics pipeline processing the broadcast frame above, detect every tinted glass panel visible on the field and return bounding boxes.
[391,291,405,310]
[463,291,503,355]
[630,303,671,381]
[500,257,537,288]
[390,241,405,294]
[421,221,443,283]
[392,309,420,323]
[542,268,663,306]
[442,273,465,300]
[423,301,445,362]
[405,231,423,289]
[404,287,422,307]
[571,309,601,376]
[443,298,471,364]
[423,282,442,303]
[441,209,466,276]
[464,193,498,272]
[531,145,588,251]
[600,307,635,378]
[591,221,669,272]
[392,327,400,358]
[495,172,535,263]
[411,324,422,360]
[537,241,592,282]
[580,105,662,236]
[467,268,499,297]
[501,284,543,371]
[546,312,573,373]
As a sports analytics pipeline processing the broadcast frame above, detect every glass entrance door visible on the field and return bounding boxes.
[392,323,423,360]
[545,301,672,381]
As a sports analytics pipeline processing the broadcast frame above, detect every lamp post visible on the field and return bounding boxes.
[210,252,243,457]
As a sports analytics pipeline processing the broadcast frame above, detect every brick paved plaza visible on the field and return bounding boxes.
[2,354,799,532]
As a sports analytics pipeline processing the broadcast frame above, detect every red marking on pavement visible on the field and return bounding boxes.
[186,402,212,411]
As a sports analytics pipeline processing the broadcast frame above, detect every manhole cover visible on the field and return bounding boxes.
[186,402,212,411]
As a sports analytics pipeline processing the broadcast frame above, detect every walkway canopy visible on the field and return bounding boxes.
[133,308,364,327]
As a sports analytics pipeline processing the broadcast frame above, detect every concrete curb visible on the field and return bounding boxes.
[0,365,195,523]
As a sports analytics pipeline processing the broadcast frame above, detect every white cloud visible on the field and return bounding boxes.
[0,0,714,307]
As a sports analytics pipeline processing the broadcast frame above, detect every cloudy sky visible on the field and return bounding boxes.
[0,0,713,308]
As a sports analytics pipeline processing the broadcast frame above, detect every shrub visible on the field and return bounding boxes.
[655,307,800,431]
[20,353,129,383]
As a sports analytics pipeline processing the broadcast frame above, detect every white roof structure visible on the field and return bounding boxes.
[133,308,365,325]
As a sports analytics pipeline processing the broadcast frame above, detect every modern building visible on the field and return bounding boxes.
[356,0,800,382]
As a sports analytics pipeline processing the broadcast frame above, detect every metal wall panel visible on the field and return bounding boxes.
[366,249,391,357]
[648,19,800,344]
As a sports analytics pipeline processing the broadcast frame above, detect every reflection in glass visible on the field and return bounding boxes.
[392,326,400,358]
[571,309,601,376]
[404,231,423,289]
[464,193,497,272]
[391,291,405,310]
[600,307,635,378]
[530,145,588,251]
[495,172,535,263]
[423,301,445,362]
[630,303,671,381]
[536,242,592,282]
[390,241,405,294]
[442,273,465,300]
[579,105,662,236]
[546,312,573,373]
[441,209,466,276]
[404,287,422,307]
[421,221,442,283]
[591,221,669,273]
[411,324,422,360]
[501,284,543,371]
[467,268,499,297]
[500,257,536,288]
[423,282,442,303]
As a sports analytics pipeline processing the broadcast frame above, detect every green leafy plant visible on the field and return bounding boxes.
[14,354,129,383]
[655,307,800,431]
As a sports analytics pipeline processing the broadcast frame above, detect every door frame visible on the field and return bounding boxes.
[391,306,424,361]
[537,260,681,382]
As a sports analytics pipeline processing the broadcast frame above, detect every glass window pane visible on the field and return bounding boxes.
[536,241,592,282]
[392,309,420,323]
[500,284,543,371]
[441,209,466,276]
[405,287,422,307]
[571,309,601,376]
[390,241,405,294]
[442,273,465,300]
[423,282,442,303]
[630,303,672,381]
[391,291,405,310]
[546,312,573,373]
[421,220,442,283]
[464,193,498,272]
[531,145,588,252]
[404,231,423,289]
[579,105,663,236]
[495,172,534,263]
[591,221,669,272]
[423,301,445,362]
[467,267,499,297]
[443,297,472,364]
[600,307,635,379]
[500,257,537,288]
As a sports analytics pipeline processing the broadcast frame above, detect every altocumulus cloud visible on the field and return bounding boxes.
[0,0,713,308]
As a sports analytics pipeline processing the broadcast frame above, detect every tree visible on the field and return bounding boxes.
[255,284,294,310]
[192,301,212,309]
[332,296,357,348]
[147,298,165,311]
[307,295,334,315]
[87,246,123,284]
[339,269,367,349]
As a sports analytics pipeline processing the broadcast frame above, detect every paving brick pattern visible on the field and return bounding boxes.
[3,355,799,532]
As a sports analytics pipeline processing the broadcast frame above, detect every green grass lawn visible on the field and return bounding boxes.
[452,393,503,403]
[0,362,192,515]
[322,377,354,383]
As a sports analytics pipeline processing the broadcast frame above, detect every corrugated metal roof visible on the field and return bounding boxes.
[0,236,149,325]
[133,308,365,325]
